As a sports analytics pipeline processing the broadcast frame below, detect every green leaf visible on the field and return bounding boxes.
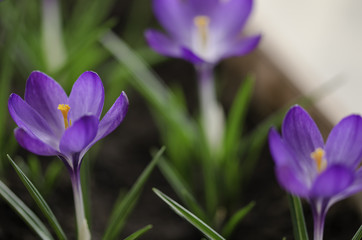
[158,158,208,223]
[0,180,53,240]
[221,76,255,197]
[222,75,254,160]
[0,4,17,172]
[28,156,42,183]
[7,155,67,240]
[100,31,196,144]
[43,159,63,196]
[287,194,309,240]
[102,146,166,240]
[153,188,225,240]
[122,0,152,47]
[239,105,286,184]
[352,225,362,240]
[100,31,170,107]
[221,201,255,238]
[123,225,153,240]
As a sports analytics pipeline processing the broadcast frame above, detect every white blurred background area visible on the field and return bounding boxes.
[249,0,362,124]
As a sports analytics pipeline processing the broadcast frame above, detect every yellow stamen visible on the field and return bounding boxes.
[311,148,327,173]
[58,104,71,129]
[193,15,210,48]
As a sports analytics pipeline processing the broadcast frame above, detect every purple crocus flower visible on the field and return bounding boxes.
[145,0,261,150]
[268,105,362,240]
[8,71,128,239]
[145,0,261,64]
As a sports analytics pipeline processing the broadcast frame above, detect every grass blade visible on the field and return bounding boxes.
[100,31,170,109]
[221,201,255,238]
[123,225,153,240]
[287,194,309,240]
[122,0,152,47]
[222,75,254,160]
[100,31,196,142]
[158,158,208,223]
[102,146,165,240]
[153,188,225,240]
[43,160,63,196]
[352,225,362,240]
[0,180,53,240]
[7,155,67,240]
[239,105,287,184]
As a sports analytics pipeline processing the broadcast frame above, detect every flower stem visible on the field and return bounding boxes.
[313,213,325,240]
[196,63,224,151]
[311,200,327,240]
[71,170,91,240]
[195,63,225,216]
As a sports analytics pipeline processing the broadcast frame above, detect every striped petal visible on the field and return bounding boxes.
[14,128,58,156]
[68,71,104,121]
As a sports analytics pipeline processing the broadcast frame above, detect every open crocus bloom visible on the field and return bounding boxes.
[8,71,129,172]
[145,0,261,64]
[9,71,128,239]
[269,105,362,240]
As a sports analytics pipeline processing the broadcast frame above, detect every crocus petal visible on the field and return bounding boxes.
[269,128,313,188]
[188,0,219,15]
[350,168,362,193]
[275,165,309,197]
[153,0,193,42]
[210,0,253,39]
[282,106,324,170]
[24,71,68,137]
[93,92,129,143]
[181,47,204,64]
[329,168,362,205]
[145,30,183,58]
[68,71,104,121]
[310,165,354,198]
[145,30,205,63]
[14,128,58,156]
[59,116,98,157]
[8,94,58,148]
[220,34,261,60]
[325,115,362,168]
[269,128,297,167]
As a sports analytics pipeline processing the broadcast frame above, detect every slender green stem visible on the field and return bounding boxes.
[311,199,327,240]
[70,169,90,240]
[196,63,224,151]
[287,194,309,240]
[195,63,224,219]
[313,211,325,240]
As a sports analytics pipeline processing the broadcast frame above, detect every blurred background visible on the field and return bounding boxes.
[0,0,361,239]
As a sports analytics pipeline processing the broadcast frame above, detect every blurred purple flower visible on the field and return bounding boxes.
[268,105,362,240]
[145,0,261,64]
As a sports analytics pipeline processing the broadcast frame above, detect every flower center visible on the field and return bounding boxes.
[310,148,327,173]
[58,104,71,129]
[193,15,210,49]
